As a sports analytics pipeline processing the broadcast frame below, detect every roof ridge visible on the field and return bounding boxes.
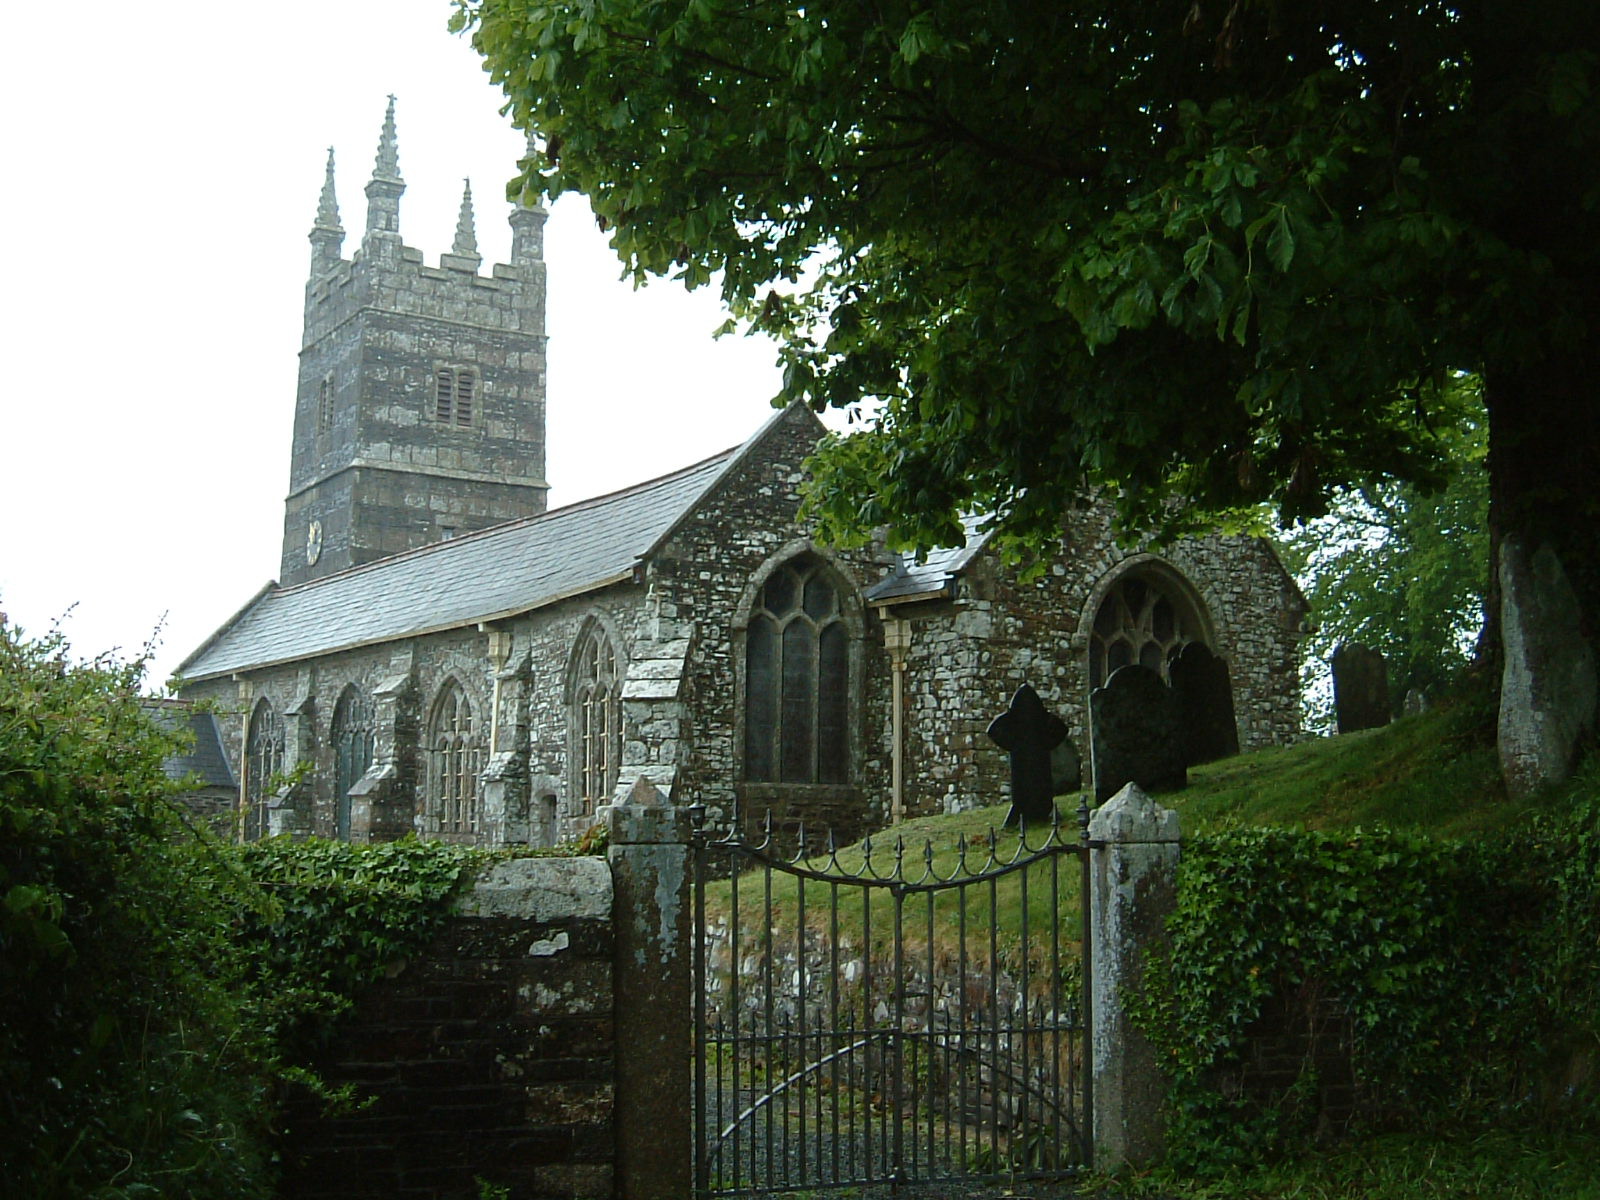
[271,444,741,597]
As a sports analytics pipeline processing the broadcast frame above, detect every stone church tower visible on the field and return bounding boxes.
[281,98,549,586]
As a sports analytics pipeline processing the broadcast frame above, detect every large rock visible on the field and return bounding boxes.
[1498,537,1597,797]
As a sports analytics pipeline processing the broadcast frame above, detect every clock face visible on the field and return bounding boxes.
[306,519,324,565]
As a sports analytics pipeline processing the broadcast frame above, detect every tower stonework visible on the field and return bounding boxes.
[281,98,549,586]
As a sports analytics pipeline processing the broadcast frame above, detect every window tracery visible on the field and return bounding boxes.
[744,554,850,784]
[427,679,482,837]
[331,685,375,841]
[571,626,621,813]
[243,699,283,841]
[1088,571,1200,688]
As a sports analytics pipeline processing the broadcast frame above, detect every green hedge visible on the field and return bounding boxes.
[1140,794,1600,1169]
[0,618,513,1198]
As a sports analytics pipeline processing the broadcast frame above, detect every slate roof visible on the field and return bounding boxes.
[179,448,738,681]
[143,700,237,790]
[865,514,993,603]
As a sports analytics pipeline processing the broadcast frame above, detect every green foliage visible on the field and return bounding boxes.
[1278,382,1489,729]
[1094,1126,1600,1200]
[0,615,503,1197]
[0,616,273,1198]
[1137,784,1600,1170]
[454,0,1600,561]
[231,837,491,1057]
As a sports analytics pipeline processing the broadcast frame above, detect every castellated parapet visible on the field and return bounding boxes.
[281,97,550,586]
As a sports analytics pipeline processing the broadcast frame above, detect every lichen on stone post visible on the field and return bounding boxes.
[607,778,693,1200]
[1089,782,1181,1168]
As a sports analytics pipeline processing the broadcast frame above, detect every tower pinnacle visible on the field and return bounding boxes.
[509,131,548,268]
[309,147,344,271]
[363,95,406,246]
[315,147,342,229]
[373,94,402,184]
[452,179,480,260]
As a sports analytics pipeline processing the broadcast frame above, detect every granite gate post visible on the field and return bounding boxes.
[1089,782,1180,1168]
[607,780,692,1200]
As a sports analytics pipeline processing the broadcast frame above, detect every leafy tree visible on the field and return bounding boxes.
[1280,383,1489,729]
[456,0,1600,781]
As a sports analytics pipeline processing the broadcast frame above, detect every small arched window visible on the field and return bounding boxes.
[427,679,483,837]
[572,625,621,813]
[744,554,849,784]
[1089,570,1202,688]
[243,699,284,841]
[331,685,375,841]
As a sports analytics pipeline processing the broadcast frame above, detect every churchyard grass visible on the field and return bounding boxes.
[702,800,1086,976]
[1161,694,1519,837]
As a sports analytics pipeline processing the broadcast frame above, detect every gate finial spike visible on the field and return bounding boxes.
[794,819,808,863]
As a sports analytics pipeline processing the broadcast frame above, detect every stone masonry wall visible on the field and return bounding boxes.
[278,857,615,1200]
[646,405,896,842]
[182,582,652,847]
[284,213,549,585]
[887,509,1306,817]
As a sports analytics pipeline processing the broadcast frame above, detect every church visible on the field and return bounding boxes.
[177,104,1308,847]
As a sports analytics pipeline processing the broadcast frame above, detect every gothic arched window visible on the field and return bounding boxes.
[744,555,850,784]
[243,698,283,841]
[427,679,483,837]
[1089,570,1202,688]
[571,626,621,813]
[331,685,375,841]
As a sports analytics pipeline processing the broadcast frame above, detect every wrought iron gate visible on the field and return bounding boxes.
[692,806,1092,1197]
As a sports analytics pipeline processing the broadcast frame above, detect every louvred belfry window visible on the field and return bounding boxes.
[744,555,850,784]
[433,366,477,427]
[317,374,334,436]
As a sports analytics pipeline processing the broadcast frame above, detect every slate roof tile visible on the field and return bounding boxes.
[179,449,736,680]
[865,515,992,602]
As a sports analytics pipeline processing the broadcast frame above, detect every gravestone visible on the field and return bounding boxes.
[1167,642,1239,766]
[1403,688,1430,717]
[1331,643,1390,734]
[1090,664,1186,803]
[1051,737,1084,796]
[986,682,1071,827]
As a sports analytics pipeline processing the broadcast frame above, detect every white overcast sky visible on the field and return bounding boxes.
[0,0,812,688]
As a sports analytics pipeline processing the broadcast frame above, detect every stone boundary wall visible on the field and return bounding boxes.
[278,858,615,1200]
